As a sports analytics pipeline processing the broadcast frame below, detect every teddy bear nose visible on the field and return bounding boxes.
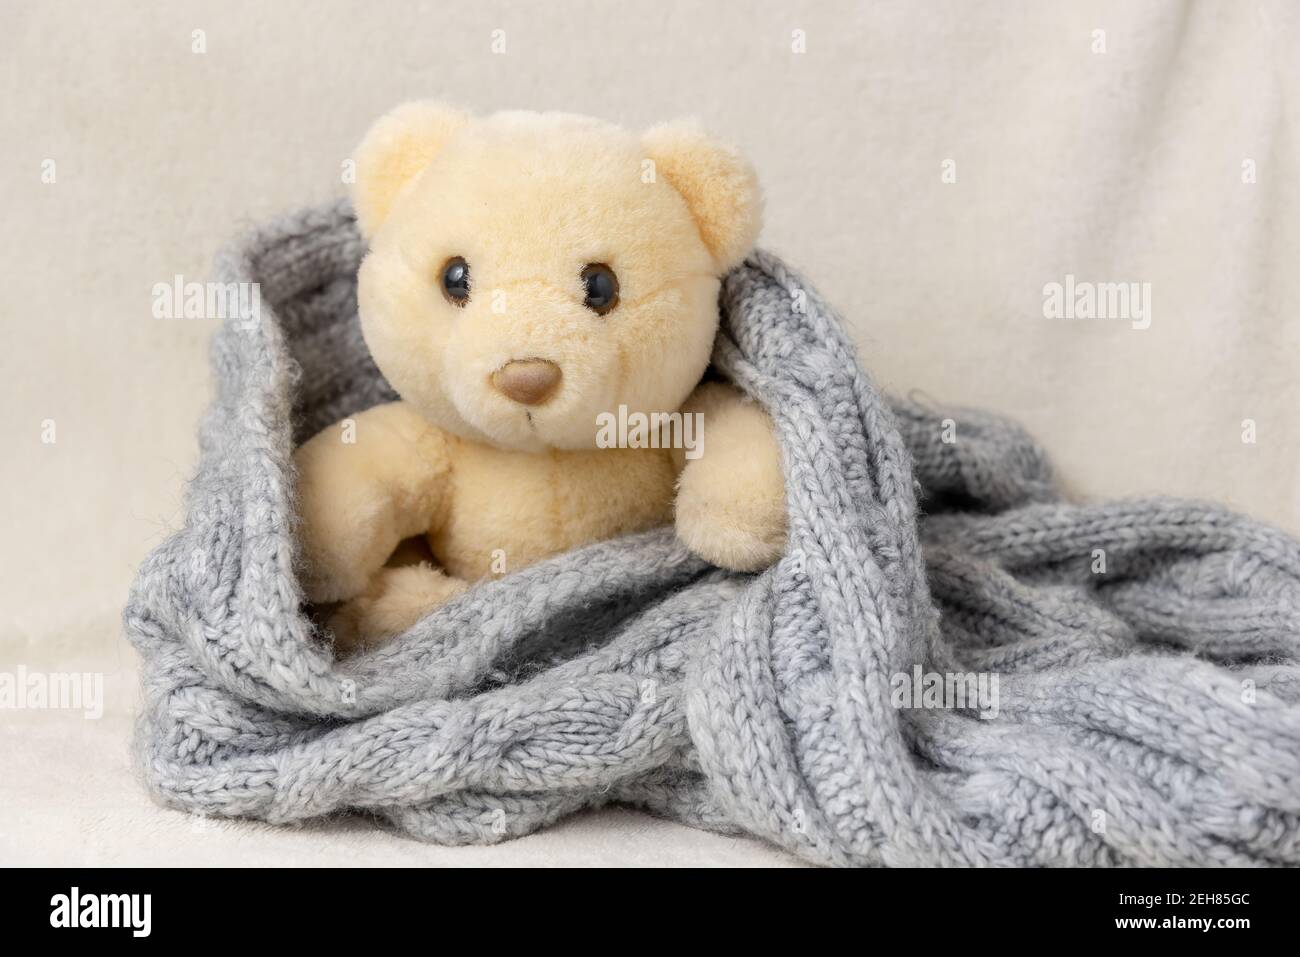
[490,358,562,405]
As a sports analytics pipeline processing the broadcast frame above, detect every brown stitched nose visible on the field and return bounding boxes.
[490,358,562,406]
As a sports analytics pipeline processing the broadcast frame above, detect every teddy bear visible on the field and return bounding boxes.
[294,102,788,654]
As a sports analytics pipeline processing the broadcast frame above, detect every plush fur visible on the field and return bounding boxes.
[295,102,786,653]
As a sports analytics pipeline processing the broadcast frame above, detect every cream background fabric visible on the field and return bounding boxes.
[2,0,1296,866]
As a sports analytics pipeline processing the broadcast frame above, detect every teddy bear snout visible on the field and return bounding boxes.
[490,358,563,406]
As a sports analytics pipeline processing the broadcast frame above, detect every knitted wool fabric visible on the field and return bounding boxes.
[126,202,1300,866]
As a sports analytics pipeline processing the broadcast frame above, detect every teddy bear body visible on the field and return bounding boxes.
[294,104,787,653]
[434,436,677,578]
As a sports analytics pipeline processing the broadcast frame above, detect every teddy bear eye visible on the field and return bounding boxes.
[580,263,619,316]
[441,257,470,306]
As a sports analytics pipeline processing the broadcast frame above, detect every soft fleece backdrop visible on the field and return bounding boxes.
[2,0,1297,866]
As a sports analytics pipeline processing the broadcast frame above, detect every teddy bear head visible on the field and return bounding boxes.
[351,102,762,451]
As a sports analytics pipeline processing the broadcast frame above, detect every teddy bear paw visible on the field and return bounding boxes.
[674,485,787,573]
[328,563,468,657]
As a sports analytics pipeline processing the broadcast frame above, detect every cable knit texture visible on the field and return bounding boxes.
[125,202,1300,866]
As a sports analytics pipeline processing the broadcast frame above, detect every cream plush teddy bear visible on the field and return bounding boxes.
[294,102,787,654]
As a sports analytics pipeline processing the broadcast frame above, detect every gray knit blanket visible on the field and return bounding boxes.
[126,202,1300,866]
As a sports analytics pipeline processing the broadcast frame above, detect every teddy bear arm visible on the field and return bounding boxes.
[673,382,788,572]
[293,401,451,603]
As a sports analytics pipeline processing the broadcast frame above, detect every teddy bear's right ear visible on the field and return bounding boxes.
[352,101,470,238]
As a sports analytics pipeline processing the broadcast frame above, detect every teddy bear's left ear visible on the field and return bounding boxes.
[641,120,763,273]
[353,100,470,238]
